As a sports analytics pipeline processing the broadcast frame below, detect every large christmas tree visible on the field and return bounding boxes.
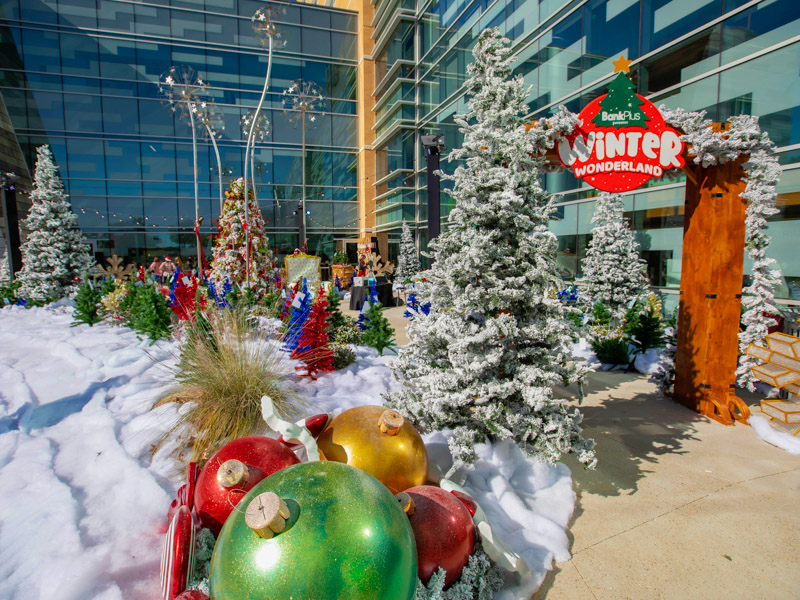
[209,177,275,296]
[387,29,595,474]
[580,192,648,318]
[396,221,420,282]
[18,146,94,301]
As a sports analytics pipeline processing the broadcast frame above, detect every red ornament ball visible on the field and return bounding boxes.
[194,436,299,535]
[175,592,209,600]
[405,485,476,587]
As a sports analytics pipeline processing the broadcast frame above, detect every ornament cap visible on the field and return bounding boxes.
[395,492,415,516]
[245,492,291,539]
[378,409,404,435]
[217,459,249,488]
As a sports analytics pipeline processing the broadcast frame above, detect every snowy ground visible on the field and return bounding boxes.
[0,303,577,600]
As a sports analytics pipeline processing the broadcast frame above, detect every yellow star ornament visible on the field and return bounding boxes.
[612,55,633,74]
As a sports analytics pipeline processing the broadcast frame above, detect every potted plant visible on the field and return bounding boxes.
[331,251,354,289]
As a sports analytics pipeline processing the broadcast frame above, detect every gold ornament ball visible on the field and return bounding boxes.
[317,405,428,494]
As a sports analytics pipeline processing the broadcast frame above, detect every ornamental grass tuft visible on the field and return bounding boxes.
[160,308,306,462]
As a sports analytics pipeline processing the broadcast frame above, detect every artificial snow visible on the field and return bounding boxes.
[569,338,662,375]
[748,415,800,455]
[0,303,577,599]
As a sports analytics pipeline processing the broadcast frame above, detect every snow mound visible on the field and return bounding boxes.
[0,304,577,599]
[748,415,800,455]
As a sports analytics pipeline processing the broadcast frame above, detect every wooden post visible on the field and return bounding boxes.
[673,124,751,425]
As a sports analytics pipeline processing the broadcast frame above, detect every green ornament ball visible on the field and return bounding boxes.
[209,461,418,600]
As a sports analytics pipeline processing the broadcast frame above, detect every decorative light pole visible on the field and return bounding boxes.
[282,80,325,252]
[196,98,226,215]
[240,109,271,206]
[158,66,208,277]
[242,6,282,286]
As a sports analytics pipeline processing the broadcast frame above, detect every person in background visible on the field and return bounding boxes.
[148,256,163,285]
[174,256,184,271]
[161,256,176,284]
[185,257,196,273]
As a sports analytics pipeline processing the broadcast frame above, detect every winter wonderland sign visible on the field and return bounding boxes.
[557,56,685,193]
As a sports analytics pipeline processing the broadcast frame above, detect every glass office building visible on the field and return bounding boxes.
[370,0,800,306]
[0,0,359,266]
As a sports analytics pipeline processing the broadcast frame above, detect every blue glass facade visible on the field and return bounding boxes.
[0,0,359,265]
[371,0,800,305]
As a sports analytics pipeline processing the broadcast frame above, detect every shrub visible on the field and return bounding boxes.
[332,344,356,369]
[332,251,349,265]
[162,309,306,461]
[331,316,363,345]
[590,327,630,365]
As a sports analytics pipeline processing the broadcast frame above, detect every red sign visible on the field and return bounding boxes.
[557,72,685,193]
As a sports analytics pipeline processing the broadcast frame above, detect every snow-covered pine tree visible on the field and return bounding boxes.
[18,146,94,301]
[387,29,595,474]
[396,221,420,282]
[580,192,648,319]
[209,177,275,297]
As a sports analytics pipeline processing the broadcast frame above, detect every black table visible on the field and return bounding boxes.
[349,282,396,310]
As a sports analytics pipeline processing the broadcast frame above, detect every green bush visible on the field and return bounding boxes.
[332,343,356,369]
[0,280,22,306]
[590,332,630,365]
[331,316,363,345]
[332,251,349,265]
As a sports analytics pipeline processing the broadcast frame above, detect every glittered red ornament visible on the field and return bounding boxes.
[449,489,477,517]
[194,436,299,536]
[175,592,209,600]
[160,505,195,600]
[278,413,331,449]
[404,485,476,587]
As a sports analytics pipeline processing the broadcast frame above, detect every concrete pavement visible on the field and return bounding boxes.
[538,372,800,599]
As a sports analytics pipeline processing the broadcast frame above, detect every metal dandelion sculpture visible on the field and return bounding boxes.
[158,65,208,276]
[282,80,325,251]
[241,5,283,286]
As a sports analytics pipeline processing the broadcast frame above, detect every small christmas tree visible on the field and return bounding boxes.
[129,284,172,343]
[396,221,420,282]
[282,279,312,353]
[169,269,207,322]
[292,287,335,378]
[325,287,348,335]
[580,193,648,319]
[592,72,649,129]
[18,146,94,301]
[209,177,275,297]
[71,281,102,326]
[362,301,396,355]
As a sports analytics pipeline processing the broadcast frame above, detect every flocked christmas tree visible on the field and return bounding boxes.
[592,71,649,129]
[18,146,94,301]
[387,29,595,474]
[209,177,275,297]
[396,221,420,282]
[580,192,648,319]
